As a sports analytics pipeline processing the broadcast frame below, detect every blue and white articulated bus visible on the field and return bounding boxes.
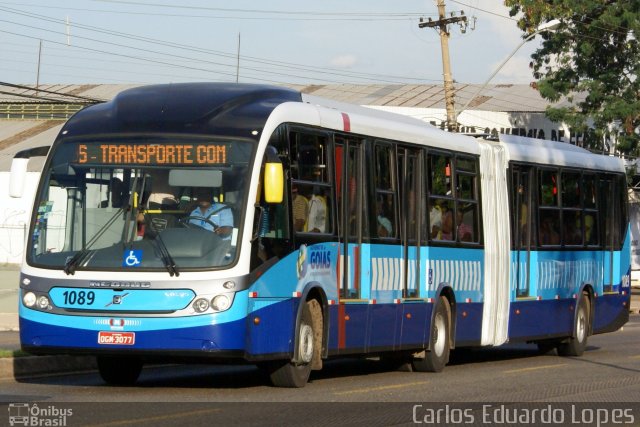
[11,83,630,387]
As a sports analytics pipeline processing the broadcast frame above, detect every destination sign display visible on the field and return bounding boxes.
[76,143,228,165]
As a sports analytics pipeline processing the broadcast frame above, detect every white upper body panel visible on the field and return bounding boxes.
[499,134,624,173]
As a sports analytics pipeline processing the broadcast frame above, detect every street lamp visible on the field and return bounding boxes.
[455,19,561,121]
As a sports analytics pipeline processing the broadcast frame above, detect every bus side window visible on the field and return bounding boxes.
[374,144,396,239]
[290,130,332,234]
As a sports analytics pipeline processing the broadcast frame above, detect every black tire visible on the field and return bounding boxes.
[380,352,413,372]
[557,294,591,357]
[97,356,143,386]
[412,296,451,372]
[268,300,317,388]
[536,340,558,355]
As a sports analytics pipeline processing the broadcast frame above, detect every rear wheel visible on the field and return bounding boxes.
[97,356,143,386]
[269,299,321,387]
[557,294,591,357]
[412,297,451,372]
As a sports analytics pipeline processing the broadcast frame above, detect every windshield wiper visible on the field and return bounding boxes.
[149,229,179,277]
[64,206,125,275]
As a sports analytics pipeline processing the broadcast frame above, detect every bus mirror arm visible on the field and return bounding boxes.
[9,145,50,198]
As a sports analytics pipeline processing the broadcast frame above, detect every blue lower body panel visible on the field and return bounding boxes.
[20,293,629,360]
[508,294,628,341]
[454,303,483,346]
[20,316,247,355]
[509,299,574,341]
[20,298,299,360]
[593,293,629,334]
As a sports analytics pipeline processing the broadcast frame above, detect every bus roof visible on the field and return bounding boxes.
[61,83,301,140]
[498,134,624,173]
[58,82,624,174]
[286,94,481,155]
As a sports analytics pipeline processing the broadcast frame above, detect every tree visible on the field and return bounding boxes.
[505,0,639,155]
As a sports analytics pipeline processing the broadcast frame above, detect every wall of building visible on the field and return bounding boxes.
[368,106,613,153]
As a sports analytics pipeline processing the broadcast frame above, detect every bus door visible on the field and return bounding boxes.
[397,147,426,349]
[398,148,422,298]
[512,167,533,298]
[335,136,368,354]
[600,177,616,292]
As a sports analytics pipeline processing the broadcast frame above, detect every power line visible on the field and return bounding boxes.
[94,0,430,18]
[0,5,442,84]
[0,81,103,103]
[0,65,156,84]
[0,88,88,104]
[0,1,437,21]
[450,0,633,38]
[0,29,445,103]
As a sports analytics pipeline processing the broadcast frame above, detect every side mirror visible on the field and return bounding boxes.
[264,163,283,203]
[9,146,50,198]
[9,158,29,198]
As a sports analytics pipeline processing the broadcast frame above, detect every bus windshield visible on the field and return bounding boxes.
[29,137,254,272]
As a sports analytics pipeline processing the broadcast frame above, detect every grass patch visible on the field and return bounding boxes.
[0,349,30,358]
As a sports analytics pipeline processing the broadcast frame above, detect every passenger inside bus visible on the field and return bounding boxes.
[456,209,473,242]
[583,214,596,245]
[517,184,529,246]
[432,200,453,240]
[292,184,309,232]
[147,170,179,209]
[188,187,233,239]
[135,171,180,237]
[306,188,327,233]
[430,199,443,239]
[540,214,560,245]
[100,177,125,208]
[376,196,392,238]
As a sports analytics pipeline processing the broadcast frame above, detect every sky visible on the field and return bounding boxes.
[0,0,545,87]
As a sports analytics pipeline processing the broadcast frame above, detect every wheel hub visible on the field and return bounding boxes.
[299,324,314,363]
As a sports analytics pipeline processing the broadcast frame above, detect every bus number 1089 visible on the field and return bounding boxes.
[62,290,95,306]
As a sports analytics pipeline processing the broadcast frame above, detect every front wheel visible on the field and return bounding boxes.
[412,296,451,372]
[97,356,143,386]
[557,294,591,357]
[268,299,321,387]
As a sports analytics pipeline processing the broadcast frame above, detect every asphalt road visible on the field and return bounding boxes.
[0,315,639,426]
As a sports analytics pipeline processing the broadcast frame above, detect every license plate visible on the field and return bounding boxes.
[98,331,135,345]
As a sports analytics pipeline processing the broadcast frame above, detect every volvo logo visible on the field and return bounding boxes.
[105,292,129,308]
[89,281,151,289]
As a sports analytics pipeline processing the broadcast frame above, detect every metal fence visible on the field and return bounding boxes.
[0,104,84,120]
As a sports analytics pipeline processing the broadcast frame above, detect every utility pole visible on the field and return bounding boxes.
[36,40,42,97]
[236,33,241,83]
[419,1,469,131]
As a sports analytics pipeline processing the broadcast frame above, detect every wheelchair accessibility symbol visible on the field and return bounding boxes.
[123,250,142,267]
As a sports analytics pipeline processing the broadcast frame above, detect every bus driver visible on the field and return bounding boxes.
[189,187,233,239]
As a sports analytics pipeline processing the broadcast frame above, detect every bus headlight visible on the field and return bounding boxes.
[211,294,231,312]
[193,298,210,313]
[23,292,36,307]
[37,296,50,309]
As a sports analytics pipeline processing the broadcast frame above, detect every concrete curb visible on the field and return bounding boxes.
[0,354,96,381]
